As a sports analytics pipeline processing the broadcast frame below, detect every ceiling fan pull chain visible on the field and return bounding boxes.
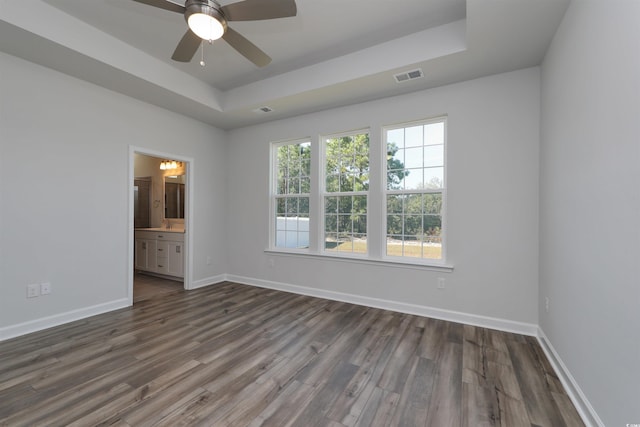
[200,40,206,67]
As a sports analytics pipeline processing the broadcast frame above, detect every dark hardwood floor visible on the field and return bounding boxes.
[0,282,584,426]
[133,273,184,304]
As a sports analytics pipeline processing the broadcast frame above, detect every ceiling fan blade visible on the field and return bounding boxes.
[172,30,201,62]
[222,0,296,21]
[222,27,271,67]
[131,0,185,14]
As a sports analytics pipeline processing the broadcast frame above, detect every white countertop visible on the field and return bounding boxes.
[135,227,185,233]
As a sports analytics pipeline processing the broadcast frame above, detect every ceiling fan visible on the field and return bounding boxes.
[132,0,297,67]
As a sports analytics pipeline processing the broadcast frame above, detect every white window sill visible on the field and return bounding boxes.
[264,249,454,273]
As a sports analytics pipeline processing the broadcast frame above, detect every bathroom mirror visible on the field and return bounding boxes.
[164,174,185,219]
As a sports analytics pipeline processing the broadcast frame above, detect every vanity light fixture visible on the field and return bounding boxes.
[160,160,182,170]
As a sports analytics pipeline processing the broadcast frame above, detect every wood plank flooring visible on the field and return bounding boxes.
[0,282,584,426]
[133,273,184,303]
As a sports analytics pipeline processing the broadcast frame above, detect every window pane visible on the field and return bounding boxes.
[299,197,310,214]
[425,122,444,145]
[422,242,441,259]
[424,144,444,168]
[424,193,442,215]
[338,215,352,233]
[299,141,311,157]
[387,215,402,235]
[404,147,423,169]
[297,231,309,249]
[403,169,423,191]
[388,145,403,164]
[423,215,442,233]
[402,241,422,258]
[286,230,297,247]
[404,215,422,236]
[387,128,405,149]
[338,239,353,253]
[353,195,367,213]
[286,197,298,215]
[387,168,406,190]
[353,215,366,234]
[387,195,403,214]
[353,174,369,191]
[352,235,367,254]
[276,176,287,194]
[276,198,286,215]
[325,215,337,233]
[287,178,299,194]
[404,193,423,214]
[386,235,403,256]
[326,174,339,192]
[325,233,338,251]
[405,125,423,147]
[338,196,352,214]
[339,174,353,192]
[300,176,310,194]
[424,167,444,189]
[301,159,311,177]
[325,196,337,213]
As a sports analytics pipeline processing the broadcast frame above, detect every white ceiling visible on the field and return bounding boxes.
[0,0,569,130]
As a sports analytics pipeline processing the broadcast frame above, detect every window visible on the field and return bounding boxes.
[323,131,369,254]
[385,118,445,260]
[269,117,448,267]
[272,140,311,249]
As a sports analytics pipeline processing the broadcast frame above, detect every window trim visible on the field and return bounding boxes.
[267,117,452,271]
[320,128,371,256]
[269,138,312,253]
[381,116,448,265]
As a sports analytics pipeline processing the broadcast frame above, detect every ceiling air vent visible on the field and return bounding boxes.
[253,106,274,114]
[393,68,424,83]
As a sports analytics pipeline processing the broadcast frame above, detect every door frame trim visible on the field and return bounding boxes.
[128,146,195,305]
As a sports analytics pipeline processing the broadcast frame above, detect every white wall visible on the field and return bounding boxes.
[227,68,541,327]
[0,52,228,335]
[539,1,640,426]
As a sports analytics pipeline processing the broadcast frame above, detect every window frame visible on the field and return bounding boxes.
[382,116,448,265]
[320,129,371,258]
[267,117,451,271]
[269,138,312,253]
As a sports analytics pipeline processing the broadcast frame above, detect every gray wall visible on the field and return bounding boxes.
[227,68,541,326]
[539,1,640,425]
[0,52,228,332]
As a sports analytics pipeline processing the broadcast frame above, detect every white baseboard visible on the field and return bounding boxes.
[190,274,228,290]
[0,298,130,342]
[225,274,538,336]
[536,327,604,427]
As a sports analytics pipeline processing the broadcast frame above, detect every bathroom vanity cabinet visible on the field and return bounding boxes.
[135,229,184,278]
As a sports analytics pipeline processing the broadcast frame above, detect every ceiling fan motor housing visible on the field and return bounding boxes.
[184,0,228,35]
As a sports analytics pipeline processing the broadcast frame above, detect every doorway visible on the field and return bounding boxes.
[128,147,193,305]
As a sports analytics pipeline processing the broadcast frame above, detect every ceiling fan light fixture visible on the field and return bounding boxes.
[185,0,226,41]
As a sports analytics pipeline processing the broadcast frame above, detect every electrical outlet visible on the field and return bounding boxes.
[269,258,275,267]
[27,284,40,298]
[545,297,550,313]
[41,282,52,295]
[437,277,445,290]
